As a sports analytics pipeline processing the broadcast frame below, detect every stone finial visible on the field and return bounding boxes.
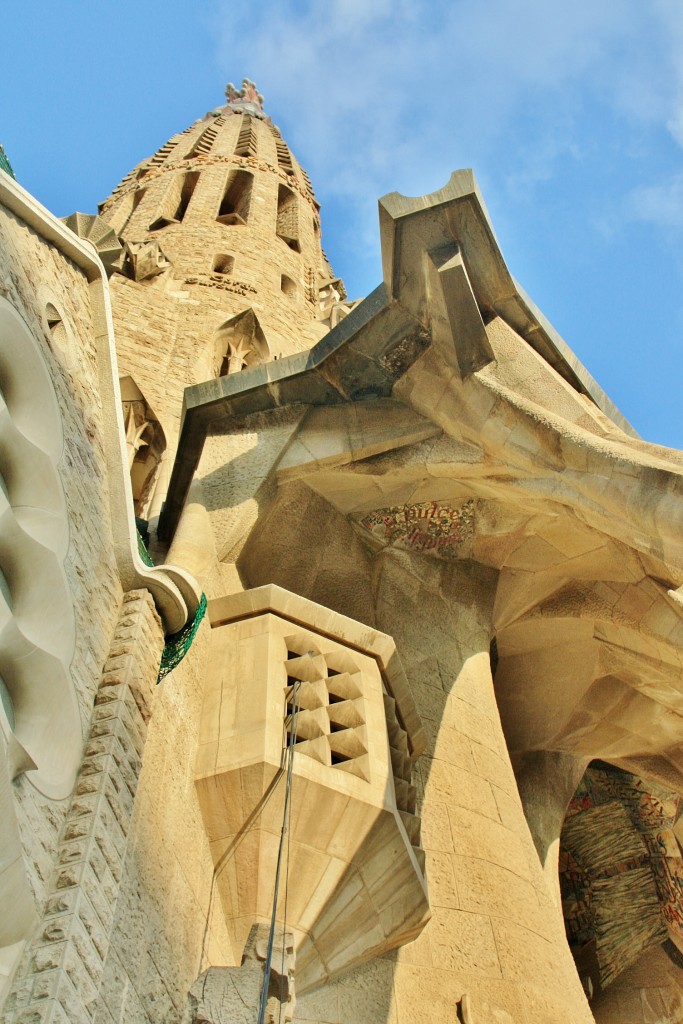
[225,78,265,117]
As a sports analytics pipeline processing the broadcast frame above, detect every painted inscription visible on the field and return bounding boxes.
[359,499,476,560]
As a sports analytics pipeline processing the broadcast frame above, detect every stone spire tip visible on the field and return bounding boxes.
[225,78,265,117]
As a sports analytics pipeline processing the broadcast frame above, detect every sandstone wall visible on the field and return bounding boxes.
[0,199,124,1010]
[5,591,164,1023]
[93,617,233,1024]
[104,109,332,473]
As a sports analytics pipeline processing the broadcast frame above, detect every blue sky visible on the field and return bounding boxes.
[3,0,683,446]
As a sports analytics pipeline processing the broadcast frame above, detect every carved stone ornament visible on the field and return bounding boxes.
[188,924,295,1024]
[224,78,266,118]
[123,239,171,282]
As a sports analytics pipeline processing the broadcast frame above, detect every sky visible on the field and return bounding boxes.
[2,0,683,446]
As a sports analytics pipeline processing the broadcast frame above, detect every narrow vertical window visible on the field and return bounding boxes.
[276,185,300,252]
[234,115,257,157]
[149,171,199,229]
[216,170,253,225]
[173,171,199,222]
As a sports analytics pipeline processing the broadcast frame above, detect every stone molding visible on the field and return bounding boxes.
[0,173,200,634]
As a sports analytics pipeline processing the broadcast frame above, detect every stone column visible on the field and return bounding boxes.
[4,590,164,1024]
[319,549,594,1024]
[166,480,218,590]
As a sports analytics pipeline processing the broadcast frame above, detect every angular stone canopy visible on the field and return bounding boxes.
[161,169,683,802]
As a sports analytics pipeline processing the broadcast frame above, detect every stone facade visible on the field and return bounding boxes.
[3,80,683,1024]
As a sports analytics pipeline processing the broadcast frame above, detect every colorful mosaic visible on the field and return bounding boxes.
[589,766,683,932]
[561,763,683,992]
[358,499,476,560]
[566,771,612,818]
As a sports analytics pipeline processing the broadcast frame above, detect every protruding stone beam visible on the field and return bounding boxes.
[378,170,635,435]
[275,399,440,483]
[158,285,430,541]
[159,169,635,545]
[426,244,494,377]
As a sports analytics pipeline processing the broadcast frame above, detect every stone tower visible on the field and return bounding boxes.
[99,80,344,520]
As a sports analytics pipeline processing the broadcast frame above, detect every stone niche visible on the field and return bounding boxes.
[120,376,166,517]
[197,585,429,993]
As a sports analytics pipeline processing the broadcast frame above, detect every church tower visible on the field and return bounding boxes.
[99,81,344,519]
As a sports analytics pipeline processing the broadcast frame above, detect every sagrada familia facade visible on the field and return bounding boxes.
[1,79,683,1024]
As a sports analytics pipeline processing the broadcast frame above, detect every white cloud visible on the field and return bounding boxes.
[211,0,683,289]
[629,174,683,230]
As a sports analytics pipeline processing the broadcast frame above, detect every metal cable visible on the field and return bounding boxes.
[278,709,297,1024]
[257,679,301,1024]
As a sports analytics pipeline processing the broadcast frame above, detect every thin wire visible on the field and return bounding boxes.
[257,680,300,1024]
[278,706,296,1024]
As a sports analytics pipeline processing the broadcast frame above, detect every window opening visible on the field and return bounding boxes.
[187,119,222,158]
[276,185,301,252]
[280,274,296,297]
[150,136,180,166]
[120,377,166,517]
[149,171,199,229]
[45,303,68,351]
[215,308,269,376]
[272,126,294,175]
[234,115,257,157]
[217,170,253,225]
[213,254,235,275]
